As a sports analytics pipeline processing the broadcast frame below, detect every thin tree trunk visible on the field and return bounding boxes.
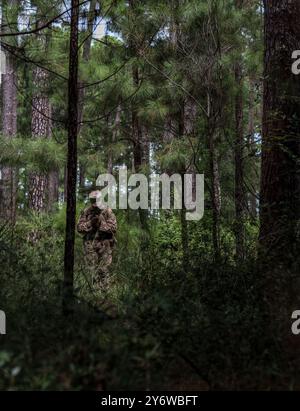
[234,61,246,260]
[178,99,190,269]
[247,77,257,217]
[131,68,144,175]
[129,0,149,231]
[181,205,189,270]
[77,0,97,127]
[132,85,149,230]
[77,0,97,199]
[208,130,221,261]
[185,97,197,202]
[233,0,246,260]
[48,170,59,211]
[78,165,85,195]
[64,164,68,203]
[181,97,199,270]
[170,3,191,266]
[47,105,59,211]
[108,104,121,174]
[63,0,80,313]
[207,92,221,261]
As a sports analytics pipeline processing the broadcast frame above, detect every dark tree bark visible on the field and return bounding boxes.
[180,200,189,271]
[233,0,247,260]
[178,99,190,270]
[208,128,221,261]
[203,4,223,262]
[260,0,300,263]
[179,97,198,271]
[48,170,59,211]
[234,61,246,260]
[108,104,121,174]
[63,164,68,203]
[129,0,149,231]
[63,0,80,313]
[131,66,149,179]
[247,77,257,217]
[259,1,300,365]
[77,0,97,127]
[77,0,97,199]
[131,81,149,230]
[0,0,18,224]
[206,92,221,261]
[185,96,198,200]
[169,2,193,267]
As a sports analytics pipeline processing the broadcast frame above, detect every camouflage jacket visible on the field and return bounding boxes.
[77,206,117,243]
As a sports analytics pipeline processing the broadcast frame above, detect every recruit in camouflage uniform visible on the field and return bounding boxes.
[77,191,117,291]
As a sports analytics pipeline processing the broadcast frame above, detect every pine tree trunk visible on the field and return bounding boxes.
[108,104,121,174]
[47,105,59,211]
[48,170,59,211]
[77,0,97,128]
[259,0,300,363]
[185,97,197,202]
[28,67,51,212]
[247,77,257,217]
[131,68,144,174]
[77,0,97,199]
[129,0,149,231]
[234,61,246,260]
[260,0,300,263]
[208,131,221,261]
[64,164,68,203]
[63,0,80,313]
[207,92,221,261]
[132,83,149,230]
[0,0,18,224]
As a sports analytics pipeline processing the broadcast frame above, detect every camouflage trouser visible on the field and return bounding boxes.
[84,239,113,292]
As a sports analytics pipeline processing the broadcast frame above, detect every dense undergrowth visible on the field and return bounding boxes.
[0,209,292,390]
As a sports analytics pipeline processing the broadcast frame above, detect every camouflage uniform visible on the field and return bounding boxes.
[77,205,117,291]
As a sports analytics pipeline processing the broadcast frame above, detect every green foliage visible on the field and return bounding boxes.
[0,210,268,390]
[158,139,192,172]
[0,135,65,172]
